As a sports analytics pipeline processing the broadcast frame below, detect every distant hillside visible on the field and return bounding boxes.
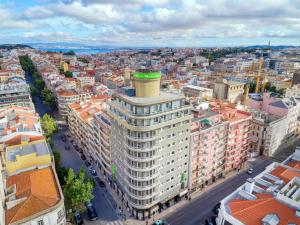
[0,44,33,50]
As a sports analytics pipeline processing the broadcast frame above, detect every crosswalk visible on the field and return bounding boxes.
[105,220,123,225]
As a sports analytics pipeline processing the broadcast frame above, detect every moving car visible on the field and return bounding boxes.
[247,168,254,174]
[85,201,98,221]
[73,211,84,225]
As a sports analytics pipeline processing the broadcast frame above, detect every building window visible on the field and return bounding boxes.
[38,220,44,225]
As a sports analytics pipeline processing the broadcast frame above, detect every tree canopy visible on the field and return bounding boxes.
[40,114,58,142]
[41,88,56,108]
[63,168,94,211]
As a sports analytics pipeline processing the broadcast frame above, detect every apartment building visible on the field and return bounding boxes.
[67,96,107,161]
[210,101,252,172]
[108,71,192,219]
[249,110,289,157]
[182,85,213,99]
[213,78,245,103]
[57,90,91,117]
[216,148,300,225]
[0,81,33,109]
[189,109,227,191]
[0,106,65,225]
[248,93,300,139]
[92,108,112,178]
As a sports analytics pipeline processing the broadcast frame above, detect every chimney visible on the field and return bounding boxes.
[245,178,255,194]
[134,71,161,98]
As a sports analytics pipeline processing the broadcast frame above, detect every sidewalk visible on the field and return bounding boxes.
[95,164,249,225]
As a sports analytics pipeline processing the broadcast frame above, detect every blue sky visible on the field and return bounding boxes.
[0,0,299,47]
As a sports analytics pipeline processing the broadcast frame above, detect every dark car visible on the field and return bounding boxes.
[73,211,84,225]
[65,145,70,150]
[85,161,91,167]
[81,154,87,160]
[61,135,67,142]
[85,201,98,221]
[213,202,221,214]
[95,177,105,188]
[152,220,169,225]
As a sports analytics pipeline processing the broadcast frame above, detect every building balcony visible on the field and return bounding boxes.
[125,169,159,181]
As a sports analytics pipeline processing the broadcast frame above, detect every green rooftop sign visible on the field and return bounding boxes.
[133,72,161,79]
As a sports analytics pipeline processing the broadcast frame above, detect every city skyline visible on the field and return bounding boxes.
[0,0,300,47]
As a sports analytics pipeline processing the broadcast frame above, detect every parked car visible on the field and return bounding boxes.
[65,145,70,150]
[81,154,87,160]
[95,177,105,188]
[73,211,84,225]
[85,201,98,221]
[247,168,254,174]
[85,161,91,167]
[91,169,96,176]
[61,135,67,142]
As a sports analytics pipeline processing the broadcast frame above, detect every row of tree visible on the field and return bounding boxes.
[19,55,57,109]
[248,81,286,96]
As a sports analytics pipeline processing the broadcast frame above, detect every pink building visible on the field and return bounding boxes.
[189,101,251,191]
[210,102,252,171]
[248,92,299,137]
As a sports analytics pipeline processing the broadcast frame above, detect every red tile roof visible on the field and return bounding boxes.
[5,167,61,225]
[229,193,300,225]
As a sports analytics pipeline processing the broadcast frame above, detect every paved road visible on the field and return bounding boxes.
[163,158,272,225]
[24,71,52,117]
[53,131,124,225]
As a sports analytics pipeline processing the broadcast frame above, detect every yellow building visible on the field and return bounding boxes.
[60,61,69,72]
[0,134,52,174]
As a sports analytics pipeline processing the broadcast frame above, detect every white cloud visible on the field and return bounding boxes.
[0,5,34,29]
[2,0,300,46]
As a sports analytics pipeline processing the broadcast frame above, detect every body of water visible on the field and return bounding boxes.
[37,48,116,55]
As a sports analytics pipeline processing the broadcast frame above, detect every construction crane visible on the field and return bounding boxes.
[255,58,264,93]
[261,68,269,93]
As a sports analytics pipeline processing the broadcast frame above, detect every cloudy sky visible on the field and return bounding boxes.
[0,0,299,47]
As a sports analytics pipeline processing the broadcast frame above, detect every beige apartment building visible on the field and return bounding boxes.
[213,78,245,103]
[108,72,192,219]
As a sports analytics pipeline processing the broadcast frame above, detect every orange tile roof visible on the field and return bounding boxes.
[57,90,78,96]
[229,193,300,225]
[287,162,300,170]
[271,165,300,184]
[2,134,44,146]
[5,167,61,225]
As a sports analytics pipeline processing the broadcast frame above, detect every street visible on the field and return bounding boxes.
[53,131,124,225]
[24,70,123,225]
[162,158,272,225]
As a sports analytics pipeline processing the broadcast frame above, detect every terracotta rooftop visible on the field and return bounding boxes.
[271,165,300,184]
[57,90,78,96]
[2,134,45,147]
[5,167,61,225]
[229,193,300,225]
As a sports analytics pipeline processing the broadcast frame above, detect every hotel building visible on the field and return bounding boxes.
[108,71,192,219]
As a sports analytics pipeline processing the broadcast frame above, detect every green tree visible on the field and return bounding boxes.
[63,168,94,211]
[41,88,56,108]
[35,79,45,90]
[53,151,69,185]
[64,71,73,78]
[41,114,58,142]
[278,88,286,96]
[30,85,37,96]
[78,57,89,64]
[64,50,76,55]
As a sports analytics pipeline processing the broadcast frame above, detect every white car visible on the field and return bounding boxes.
[247,168,254,174]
